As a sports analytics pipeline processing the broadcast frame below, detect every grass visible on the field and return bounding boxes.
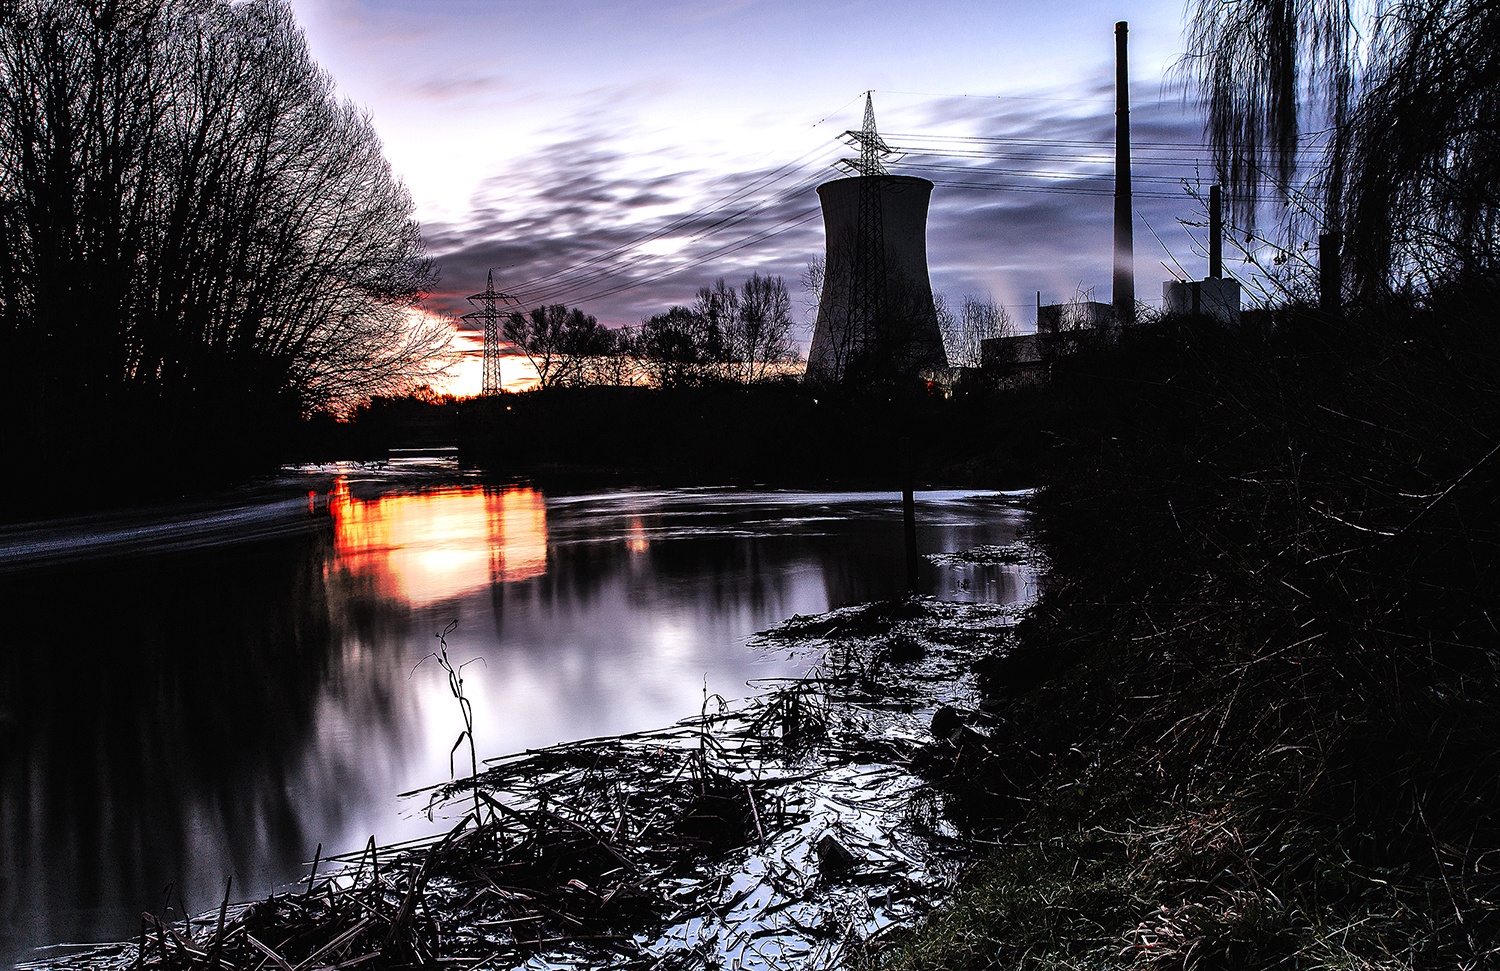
[868,298,1500,970]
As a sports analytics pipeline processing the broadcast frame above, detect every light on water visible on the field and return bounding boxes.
[0,465,1031,966]
[326,479,549,602]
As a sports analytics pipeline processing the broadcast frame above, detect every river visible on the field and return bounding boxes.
[0,462,1032,967]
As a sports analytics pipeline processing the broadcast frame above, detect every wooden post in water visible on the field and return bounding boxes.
[901,437,919,592]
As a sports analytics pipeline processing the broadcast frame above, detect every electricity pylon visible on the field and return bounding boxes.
[462,270,518,396]
[835,92,900,376]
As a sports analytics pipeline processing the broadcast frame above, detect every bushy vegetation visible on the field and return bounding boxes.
[872,300,1500,969]
[632,272,800,387]
[501,304,617,388]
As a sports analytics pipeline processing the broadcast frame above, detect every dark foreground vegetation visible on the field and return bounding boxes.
[874,298,1500,968]
[453,379,1054,490]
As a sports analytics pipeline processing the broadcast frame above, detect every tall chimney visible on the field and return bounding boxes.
[1209,184,1223,278]
[1113,21,1135,327]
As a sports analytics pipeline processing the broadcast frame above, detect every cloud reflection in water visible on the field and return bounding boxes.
[0,476,1027,966]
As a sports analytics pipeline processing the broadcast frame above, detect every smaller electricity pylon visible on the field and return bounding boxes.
[462,270,518,396]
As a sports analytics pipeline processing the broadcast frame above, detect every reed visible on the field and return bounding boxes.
[414,620,484,824]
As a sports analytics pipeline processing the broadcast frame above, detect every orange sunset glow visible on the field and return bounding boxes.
[327,479,548,606]
[437,329,541,398]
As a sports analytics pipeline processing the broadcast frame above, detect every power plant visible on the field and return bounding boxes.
[807,94,946,383]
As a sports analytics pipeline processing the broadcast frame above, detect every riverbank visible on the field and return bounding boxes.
[360,381,1067,492]
[870,305,1500,968]
[3,364,1068,525]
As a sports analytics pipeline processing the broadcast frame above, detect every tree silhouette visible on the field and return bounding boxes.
[636,306,720,388]
[732,272,797,382]
[1343,1,1500,295]
[502,304,612,388]
[0,0,441,472]
[940,294,1013,369]
[692,273,797,383]
[1184,0,1500,298]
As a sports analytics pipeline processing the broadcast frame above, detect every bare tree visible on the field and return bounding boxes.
[0,0,442,435]
[1342,2,1500,294]
[652,273,799,385]
[692,279,738,382]
[636,306,720,388]
[586,325,639,386]
[933,293,955,344]
[1182,0,1500,297]
[502,304,611,389]
[802,257,825,321]
[730,273,796,382]
[1182,0,1356,232]
[939,294,1014,368]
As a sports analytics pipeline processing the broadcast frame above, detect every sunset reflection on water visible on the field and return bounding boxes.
[0,475,1032,966]
[327,479,548,605]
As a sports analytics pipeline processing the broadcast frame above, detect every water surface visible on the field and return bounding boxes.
[0,464,1030,966]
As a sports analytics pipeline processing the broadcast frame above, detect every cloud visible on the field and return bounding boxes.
[418,69,1220,338]
[410,73,526,102]
[421,124,833,330]
[903,80,1216,321]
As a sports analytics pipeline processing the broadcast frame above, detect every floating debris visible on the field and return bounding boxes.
[21,581,1038,971]
[924,541,1045,568]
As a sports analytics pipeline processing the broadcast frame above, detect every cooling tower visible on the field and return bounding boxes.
[806,175,947,383]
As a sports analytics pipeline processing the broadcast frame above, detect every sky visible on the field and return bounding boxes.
[286,0,1224,388]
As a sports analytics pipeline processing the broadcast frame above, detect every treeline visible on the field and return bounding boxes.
[0,0,441,494]
[502,272,798,389]
[501,275,1019,391]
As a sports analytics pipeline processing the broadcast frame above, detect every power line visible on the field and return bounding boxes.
[898,147,1226,168]
[907,161,1200,186]
[564,209,824,308]
[872,87,1189,107]
[524,171,829,306]
[926,179,1183,200]
[491,129,1227,312]
[887,131,1325,156]
[903,148,1203,164]
[509,141,840,299]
